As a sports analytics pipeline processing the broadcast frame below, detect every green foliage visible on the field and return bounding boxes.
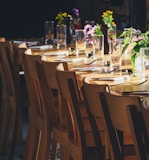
[55,12,72,25]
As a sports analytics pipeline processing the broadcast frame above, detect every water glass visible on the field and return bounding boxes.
[56,25,67,49]
[136,47,149,77]
[109,39,122,70]
[92,34,104,65]
[75,29,86,57]
[45,21,54,44]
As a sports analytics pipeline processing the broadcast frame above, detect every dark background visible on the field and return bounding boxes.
[0,0,146,39]
[0,0,76,39]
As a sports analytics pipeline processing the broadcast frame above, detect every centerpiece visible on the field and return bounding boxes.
[55,8,81,45]
[102,10,116,43]
[120,28,149,74]
[83,23,104,62]
[55,11,72,47]
[102,10,122,70]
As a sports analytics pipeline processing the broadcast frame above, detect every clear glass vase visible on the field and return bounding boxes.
[56,25,67,49]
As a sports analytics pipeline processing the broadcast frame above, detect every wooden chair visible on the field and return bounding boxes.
[0,41,20,159]
[41,60,69,160]
[56,64,105,160]
[99,89,148,160]
[126,99,149,159]
[15,47,39,159]
[19,50,52,160]
[81,80,110,159]
[13,42,30,145]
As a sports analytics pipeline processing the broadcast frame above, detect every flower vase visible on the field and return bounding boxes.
[56,25,67,48]
[131,54,142,77]
[107,25,117,64]
[65,18,72,44]
[107,25,117,47]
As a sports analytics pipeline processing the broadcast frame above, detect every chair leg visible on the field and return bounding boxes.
[105,134,110,160]
[16,109,23,144]
[50,141,57,160]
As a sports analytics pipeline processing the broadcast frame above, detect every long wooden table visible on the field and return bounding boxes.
[31,46,149,97]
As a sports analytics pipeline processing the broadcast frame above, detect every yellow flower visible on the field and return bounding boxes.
[55,11,72,25]
[102,10,115,28]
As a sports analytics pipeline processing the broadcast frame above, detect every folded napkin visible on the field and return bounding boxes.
[43,51,68,56]
[13,40,39,46]
[53,57,86,63]
[71,67,107,72]
[91,77,126,81]
[29,45,53,50]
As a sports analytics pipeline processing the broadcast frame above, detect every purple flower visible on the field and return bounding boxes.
[72,8,79,18]
[83,24,93,37]
[132,36,143,42]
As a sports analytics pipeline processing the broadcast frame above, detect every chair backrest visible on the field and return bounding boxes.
[140,100,149,157]
[20,51,51,160]
[56,65,105,160]
[81,80,109,159]
[126,100,149,159]
[56,65,84,160]
[100,90,148,160]
[41,60,68,128]
[0,41,19,159]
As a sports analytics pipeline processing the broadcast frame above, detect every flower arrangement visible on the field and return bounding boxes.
[83,24,103,44]
[83,24,103,37]
[70,8,81,31]
[82,23,103,49]
[72,8,79,18]
[120,28,149,69]
[102,10,116,42]
[55,11,72,25]
[102,10,115,28]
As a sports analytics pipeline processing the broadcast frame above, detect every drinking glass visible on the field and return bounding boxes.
[56,25,67,49]
[75,29,86,57]
[92,34,104,66]
[45,21,54,44]
[109,39,122,70]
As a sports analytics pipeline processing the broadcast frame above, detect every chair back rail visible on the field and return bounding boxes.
[20,51,51,160]
[0,41,19,159]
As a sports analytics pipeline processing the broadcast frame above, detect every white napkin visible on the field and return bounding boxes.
[29,45,53,50]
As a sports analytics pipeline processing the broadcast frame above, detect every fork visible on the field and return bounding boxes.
[85,58,103,65]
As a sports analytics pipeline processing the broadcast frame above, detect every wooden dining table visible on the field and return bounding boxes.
[30,45,149,98]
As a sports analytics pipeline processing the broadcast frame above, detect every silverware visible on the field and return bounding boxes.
[91,77,125,81]
[122,91,149,95]
[131,79,148,86]
[85,58,103,65]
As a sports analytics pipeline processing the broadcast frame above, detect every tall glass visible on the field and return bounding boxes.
[45,21,54,45]
[75,29,86,57]
[92,34,104,65]
[56,25,67,49]
[109,39,122,70]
